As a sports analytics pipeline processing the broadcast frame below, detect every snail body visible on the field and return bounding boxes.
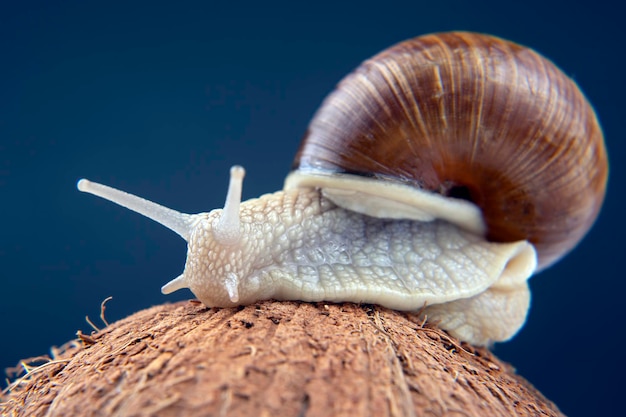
[78,32,607,346]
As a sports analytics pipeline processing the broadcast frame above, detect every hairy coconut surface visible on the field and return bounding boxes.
[1,300,563,417]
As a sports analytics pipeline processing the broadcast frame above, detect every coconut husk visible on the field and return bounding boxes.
[1,300,564,417]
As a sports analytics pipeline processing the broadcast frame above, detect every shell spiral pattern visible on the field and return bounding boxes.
[293,32,608,269]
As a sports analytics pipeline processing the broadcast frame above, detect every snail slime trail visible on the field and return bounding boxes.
[78,32,607,346]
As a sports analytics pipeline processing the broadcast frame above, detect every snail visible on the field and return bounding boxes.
[77,32,608,346]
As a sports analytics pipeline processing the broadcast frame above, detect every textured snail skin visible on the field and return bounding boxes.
[293,32,608,269]
[77,32,608,346]
[78,174,534,345]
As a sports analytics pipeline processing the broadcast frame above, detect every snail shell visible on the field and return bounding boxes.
[77,32,608,345]
[287,31,608,270]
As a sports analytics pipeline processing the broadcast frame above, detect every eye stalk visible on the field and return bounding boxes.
[76,178,197,242]
[212,165,245,246]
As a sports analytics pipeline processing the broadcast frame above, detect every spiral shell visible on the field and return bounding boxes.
[290,32,608,269]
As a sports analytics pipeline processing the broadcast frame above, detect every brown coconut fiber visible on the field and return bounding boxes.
[1,300,564,417]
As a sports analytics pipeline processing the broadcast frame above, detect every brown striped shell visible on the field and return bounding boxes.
[290,32,608,270]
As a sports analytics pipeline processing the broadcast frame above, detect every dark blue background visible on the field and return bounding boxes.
[1,1,622,415]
